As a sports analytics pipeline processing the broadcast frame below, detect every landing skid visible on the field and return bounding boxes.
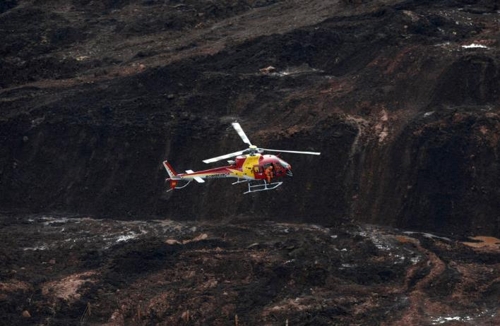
[168,178,282,194]
[232,178,250,185]
[244,181,283,194]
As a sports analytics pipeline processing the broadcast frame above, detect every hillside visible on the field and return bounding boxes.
[1,0,500,324]
[1,0,500,236]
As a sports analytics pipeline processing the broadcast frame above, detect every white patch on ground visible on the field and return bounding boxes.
[430,309,496,326]
[403,231,451,242]
[435,42,452,48]
[270,222,331,235]
[368,233,393,251]
[20,215,196,251]
[41,216,71,225]
[276,64,322,77]
[116,233,140,242]
[462,43,489,49]
[23,245,49,251]
[431,316,468,324]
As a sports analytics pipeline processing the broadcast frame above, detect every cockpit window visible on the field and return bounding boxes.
[263,163,273,169]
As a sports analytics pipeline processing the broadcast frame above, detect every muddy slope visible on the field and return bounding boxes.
[1,0,500,236]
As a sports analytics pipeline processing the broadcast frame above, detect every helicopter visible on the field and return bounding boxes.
[163,122,320,194]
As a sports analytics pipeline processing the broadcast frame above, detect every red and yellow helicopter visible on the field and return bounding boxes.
[163,122,320,194]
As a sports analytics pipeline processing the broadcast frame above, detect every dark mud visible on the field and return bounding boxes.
[1,214,499,325]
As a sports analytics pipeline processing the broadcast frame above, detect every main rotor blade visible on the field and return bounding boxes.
[202,150,246,164]
[260,148,321,155]
[232,122,252,146]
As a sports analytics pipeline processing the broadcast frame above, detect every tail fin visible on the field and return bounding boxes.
[163,160,178,179]
[163,160,179,191]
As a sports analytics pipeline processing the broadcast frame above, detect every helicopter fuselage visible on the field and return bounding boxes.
[164,153,292,185]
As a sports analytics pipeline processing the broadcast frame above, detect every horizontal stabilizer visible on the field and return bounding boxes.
[185,170,205,183]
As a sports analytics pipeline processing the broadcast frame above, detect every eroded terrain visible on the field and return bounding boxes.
[2,1,500,324]
[1,215,499,325]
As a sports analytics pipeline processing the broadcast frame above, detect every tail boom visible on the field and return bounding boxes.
[163,160,237,191]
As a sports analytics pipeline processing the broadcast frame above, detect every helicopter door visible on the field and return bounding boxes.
[253,165,263,177]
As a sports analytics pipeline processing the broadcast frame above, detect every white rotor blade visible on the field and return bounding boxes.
[232,122,252,146]
[203,150,246,164]
[260,148,321,155]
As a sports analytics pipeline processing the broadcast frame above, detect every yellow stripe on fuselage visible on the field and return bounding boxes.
[178,155,261,180]
[242,154,260,178]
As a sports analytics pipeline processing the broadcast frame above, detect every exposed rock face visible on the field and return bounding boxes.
[1,0,500,236]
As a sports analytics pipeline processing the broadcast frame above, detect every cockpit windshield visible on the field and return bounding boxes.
[277,158,290,169]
